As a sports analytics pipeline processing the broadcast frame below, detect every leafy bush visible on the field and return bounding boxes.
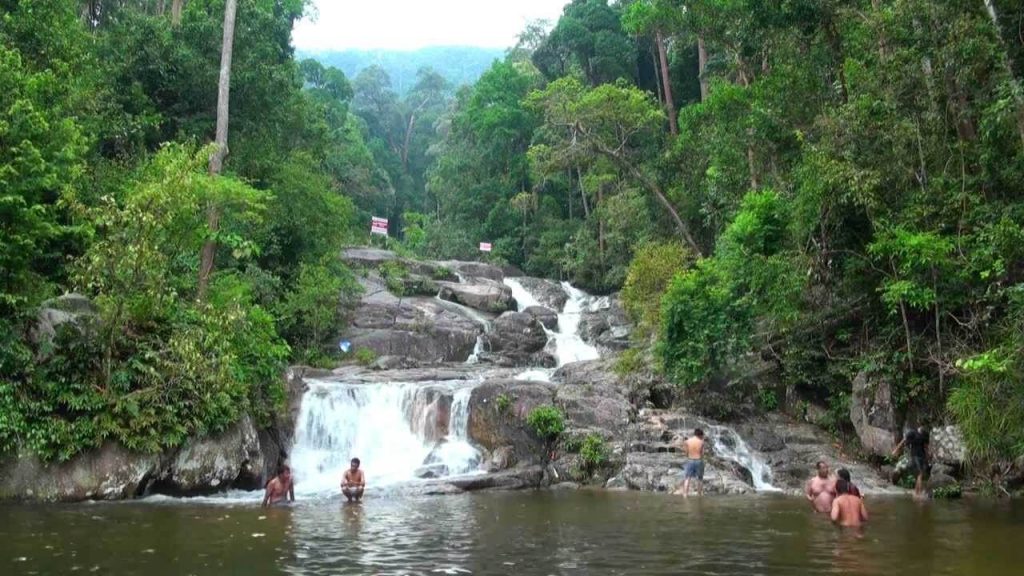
[354,348,378,366]
[526,405,565,440]
[932,484,963,499]
[579,433,608,470]
[495,393,512,414]
[621,241,689,337]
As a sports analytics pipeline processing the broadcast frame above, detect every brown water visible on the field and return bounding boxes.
[2,491,1022,575]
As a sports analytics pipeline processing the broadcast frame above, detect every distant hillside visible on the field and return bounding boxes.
[300,46,506,94]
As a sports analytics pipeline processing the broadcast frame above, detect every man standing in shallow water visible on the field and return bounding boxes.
[262,465,295,507]
[675,428,705,497]
[806,461,836,513]
[342,458,365,502]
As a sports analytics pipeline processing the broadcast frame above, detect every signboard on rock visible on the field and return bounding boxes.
[370,217,389,236]
[479,242,492,252]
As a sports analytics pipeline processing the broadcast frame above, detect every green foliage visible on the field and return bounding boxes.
[932,484,963,499]
[579,433,608,471]
[495,393,513,415]
[276,260,360,363]
[758,388,779,412]
[354,348,378,367]
[526,405,566,440]
[621,241,689,336]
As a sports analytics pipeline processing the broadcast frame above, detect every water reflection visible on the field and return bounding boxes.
[1,493,1023,576]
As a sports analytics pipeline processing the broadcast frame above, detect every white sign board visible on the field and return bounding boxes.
[479,242,492,252]
[370,216,389,236]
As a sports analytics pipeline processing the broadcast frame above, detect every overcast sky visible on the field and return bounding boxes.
[293,0,569,51]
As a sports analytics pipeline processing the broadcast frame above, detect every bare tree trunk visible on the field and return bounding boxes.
[576,166,590,217]
[656,30,678,135]
[198,0,238,300]
[651,46,664,107]
[171,0,185,25]
[982,0,1024,149]
[697,34,709,101]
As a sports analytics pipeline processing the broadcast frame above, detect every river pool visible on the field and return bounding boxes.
[2,491,1022,575]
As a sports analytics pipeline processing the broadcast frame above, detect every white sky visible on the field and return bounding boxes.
[293,0,569,51]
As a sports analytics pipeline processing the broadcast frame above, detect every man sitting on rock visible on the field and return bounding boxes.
[806,461,835,513]
[831,478,868,527]
[341,458,366,502]
[262,465,295,507]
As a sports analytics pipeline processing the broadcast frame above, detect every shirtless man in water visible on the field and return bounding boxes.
[341,458,365,502]
[806,461,836,513]
[831,478,868,527]
[261,465,294,507]
[675,428,705,497]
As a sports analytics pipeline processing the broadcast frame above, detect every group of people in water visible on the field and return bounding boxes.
[261,457,366,507]
[674,424,932,528]
[262,426,932,519]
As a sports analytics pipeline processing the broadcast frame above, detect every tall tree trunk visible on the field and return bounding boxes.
[198,0,238,300]
[172,0,185,25]
[576,165,590,218]
[656,30,678,135]
[651,47,664,106]
[697,34,710,101]
[982,0,1024,149]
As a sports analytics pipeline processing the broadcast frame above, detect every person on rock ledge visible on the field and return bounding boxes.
[262,465,295,507]
[806,461,836,513]
[674,428,705,497]
[892,425,930,499]
[341,458,366,502]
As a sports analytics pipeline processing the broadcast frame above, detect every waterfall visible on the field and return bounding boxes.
[502,278,600,367]
[290,379,482,496]
[707,425,779,492]
[433,296,491,364]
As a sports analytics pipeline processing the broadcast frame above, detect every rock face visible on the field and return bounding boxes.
[438,279,515,314]
[513,277,568,310]
[0,444,161,502]
[554,360,634,437]
[579,295,631,353]
[523,305,558,330]
[155,417,264,494]
[30,294,100,357]
[344,277,481,363]
[482,312,554,367]
[341,247,459,281]
[930,425,967,466]
[849,371,897,458]
[467,379,556,465]
[440,261,506,282]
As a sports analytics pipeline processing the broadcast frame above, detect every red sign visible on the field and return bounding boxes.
[370,216,388,236]
[479,242,492,252]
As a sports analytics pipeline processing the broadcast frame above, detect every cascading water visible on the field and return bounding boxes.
[290,379,482,496]
[708,425,779,492]
[502,278,600,368]
[433,295,491,364]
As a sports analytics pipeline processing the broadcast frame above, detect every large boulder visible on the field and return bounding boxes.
[343,278,481,363]
[524,305,558,330]
[467,379,556,465]
[439,279,515,314]
[512,277,568,311]
[849,371,897,458]
[440,261,506,282]
[610,452,753,495]
[30,294,100,358]
[156,417,264,494]
[930,425,967,466]
[341,247,458,281]
[579,295,631,352]
[482,312,554,367]
[554,360,634,436]
[0,444,161,502]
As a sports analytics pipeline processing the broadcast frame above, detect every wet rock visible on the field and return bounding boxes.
[512,277,568,310]
[487,446,517,472]
[849,371,897,458]
[158,417,264,494]
[554,360,634,437]
[467,379,556,465]
[482,312,553,367]
[617,452,754,495]
[343,278,481,363]
[414,463,449,479]
[930,425,966,466]
[579,295,632,353]
[441,261,506,282]
[524,305,558,330]
[0,443,160,502]
[438,279,515,314]
[551,481,580,490]
[928,464,958,491]
[447,466,545,491]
